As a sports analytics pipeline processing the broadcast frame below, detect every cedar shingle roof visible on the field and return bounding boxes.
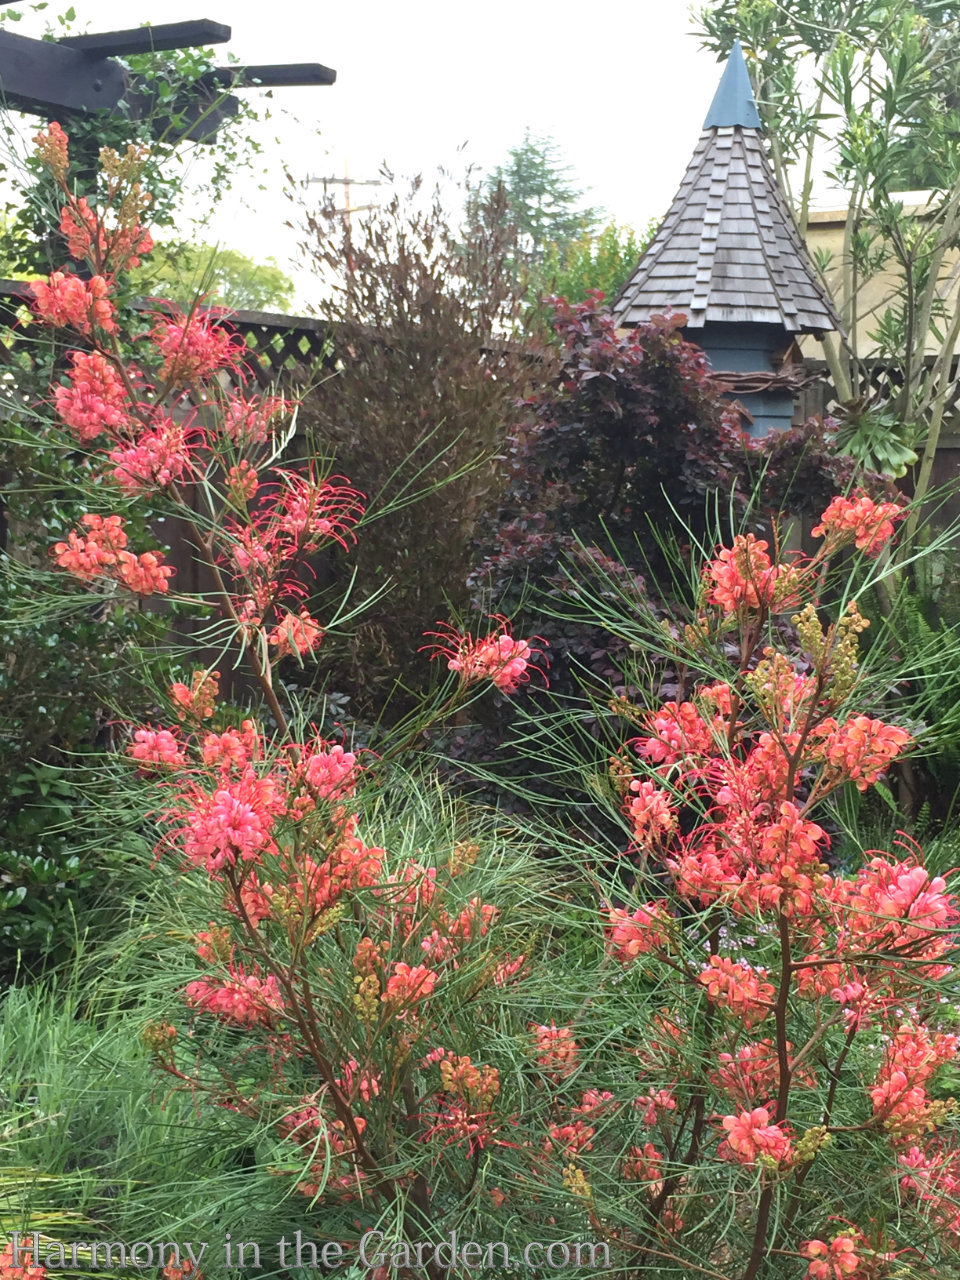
[613,46,840,335]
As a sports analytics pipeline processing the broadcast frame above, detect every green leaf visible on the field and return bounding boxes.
[873,780,898,812]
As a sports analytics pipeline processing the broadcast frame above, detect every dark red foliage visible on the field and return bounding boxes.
[458,295,863,809]
[497,293,857,551]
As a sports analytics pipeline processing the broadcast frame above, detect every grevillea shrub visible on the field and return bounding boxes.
[17,125,960,1280]
[130,500,960,1279]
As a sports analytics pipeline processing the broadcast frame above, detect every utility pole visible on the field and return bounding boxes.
[304,165,383,309]
[305,163,383,230]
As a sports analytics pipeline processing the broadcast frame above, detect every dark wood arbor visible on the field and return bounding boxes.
[0,15,335,142]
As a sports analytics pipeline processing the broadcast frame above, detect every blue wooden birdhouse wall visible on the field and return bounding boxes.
[612,42,841,437]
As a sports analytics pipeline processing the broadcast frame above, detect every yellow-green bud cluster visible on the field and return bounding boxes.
[794,1125,831,1163]
[829,603,870,702]
[562,1163,591,1200]
[353,974,380,1024]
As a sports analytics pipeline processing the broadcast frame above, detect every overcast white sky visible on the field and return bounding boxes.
[10,0,726,303]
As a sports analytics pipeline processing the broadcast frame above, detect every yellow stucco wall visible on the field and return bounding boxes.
[801,200,960,359]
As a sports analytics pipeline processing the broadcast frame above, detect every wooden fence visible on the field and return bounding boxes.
[5,280,960,623]
[0,280,334,385]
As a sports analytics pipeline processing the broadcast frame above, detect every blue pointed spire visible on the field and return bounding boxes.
[703,39,761,129]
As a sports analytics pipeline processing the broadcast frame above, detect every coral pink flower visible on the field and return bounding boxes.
[801,1236,861,1279]
[170,670,219,721]
[301,741,359,801]
[492,953,526,986]
[712,1040,782,1106]
[228,525,274,577]
[720,1106,792,1166]
[816,715,912,791]
[202,721,260,770]
[885,1024,959,1085]
[448,897,498,943]
[59,197,100,261]
[424,616,546,695]
[0,1242,47,1279]
[60,196,153,271]
[736,802,830,918]
[545,1120,595,1156]
[868,1072,936,1138]
[666,841,742,906]
[336,1055,382,1102]
[53,350,129,441]
[849,856,955,948]
[382,962,439,1009]
[532,1022,578,1077]
[108,417,192,492]
[185,964,284,1027]
[268,608,325,660]
[115,549,174,595]
[177,769,284,872]
[226,461,259,503]
[128,727,185,769]
[622,1141,664,1185]
[756,802,827,870]
[606,902,672,963]
[812,493,904,556]
[626,778,677,844]
[705,534,800,614]
[231,873,274,926]
[711,1039,815,1107]
[273,473,365,552]
[221,393,289,444]
[151,310,244,383]
[867,1023,958,1138]
[423,1100,502,1157]
[32,270,116,334]
[195,925,231,963]
[52,513,172,595]
[712,731,791,810]
[698,955,775,1026]
[635,1087,677,1125]
[162,1251,201,1280]
[574,1089,616,1117]
[636,700,716,765]
[52,512,127,579]
[289,817,384,917]
[898,1143,960,1229]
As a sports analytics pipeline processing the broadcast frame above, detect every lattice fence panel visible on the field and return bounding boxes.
[0,282,338,386]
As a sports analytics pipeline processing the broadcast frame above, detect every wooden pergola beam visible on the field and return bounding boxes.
[0,29,125,113]
[58,19,231,58]
[202,63,337,89]
[0,19,336,142]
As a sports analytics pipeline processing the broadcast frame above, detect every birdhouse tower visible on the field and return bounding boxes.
[612,41,840,436]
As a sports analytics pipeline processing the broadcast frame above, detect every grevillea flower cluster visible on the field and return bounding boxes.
[423,614,546,694]
[52,513,172,595]
[812,494,905,556]
[31,270,116,335]
[29,127,370,644]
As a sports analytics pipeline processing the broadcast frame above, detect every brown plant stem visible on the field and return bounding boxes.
[224,866,390,1199]
[740,911,794,1280]
[779,1022,859,1242]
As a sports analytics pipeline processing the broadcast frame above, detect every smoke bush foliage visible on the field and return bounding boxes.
[11,123,960,1280]
[458,297,868,796]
